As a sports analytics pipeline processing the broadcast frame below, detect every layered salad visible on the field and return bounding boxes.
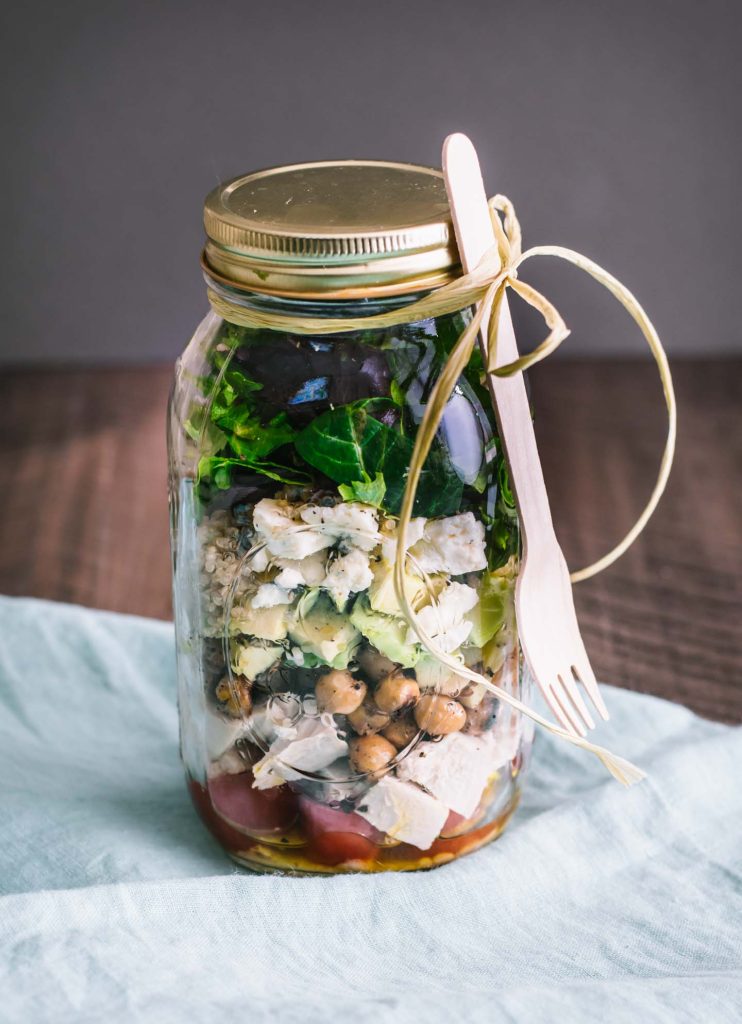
[172,316,529,872]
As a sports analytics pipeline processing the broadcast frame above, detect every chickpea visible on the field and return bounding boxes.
[374,671,420,714]
[414,694,466,736]
[215,675,253,717]
[382,714,418,750]
[315,670,367,715]
[349,735,397,775]
[347,701,390,736]
[355,647,398,684]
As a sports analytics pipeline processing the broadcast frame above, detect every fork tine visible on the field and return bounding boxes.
[551,681,588,737]
[557,672,596,731]
[537,680,580,735]
[572,658,610,721]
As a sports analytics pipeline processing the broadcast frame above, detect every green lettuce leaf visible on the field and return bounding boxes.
[338,472,387,508]
[295,404,462,517]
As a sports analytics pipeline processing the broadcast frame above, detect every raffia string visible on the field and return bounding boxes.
[209,195,676,785]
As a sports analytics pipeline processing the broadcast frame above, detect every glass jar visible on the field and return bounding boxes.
[168,161,533,873]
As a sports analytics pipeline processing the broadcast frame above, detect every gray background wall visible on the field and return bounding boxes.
[1,0,739,365]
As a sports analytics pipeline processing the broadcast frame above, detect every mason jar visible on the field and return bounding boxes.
[168,160,533,873]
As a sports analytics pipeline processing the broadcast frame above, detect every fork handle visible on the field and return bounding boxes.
[442,134,558,562]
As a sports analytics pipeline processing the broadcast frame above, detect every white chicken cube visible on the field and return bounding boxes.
[395,732,499,818]
[356,776,448,850]
[252,718,348,790]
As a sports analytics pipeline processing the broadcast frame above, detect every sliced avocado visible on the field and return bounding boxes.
[233,602,289,642]
[465,571,515,648]
[231,642,283,681]
[368,559,428,616]
[349,596,421,668]
[288,592,361,669]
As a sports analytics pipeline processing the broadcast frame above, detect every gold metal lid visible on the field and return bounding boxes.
[202,160,459,299]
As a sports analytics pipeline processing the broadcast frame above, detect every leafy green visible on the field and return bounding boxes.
[466,570,515,647]
[390,379,405,408]
[226,412,295,460]
[197,456,311,489]
[338,471,387,508]
[183,408,228,456]
[295,403,463,517]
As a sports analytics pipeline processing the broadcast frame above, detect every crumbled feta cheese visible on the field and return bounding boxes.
[380,517,427,564]
[232,642,283,681]
[252,718,348,790]
[274,566,305,590]
[275,551,328,587]
[322,548,374,607]
[395,732,498,817]
[356,776,448,850]
[407,581,478,653]
[300,503,380,551]
[411,512,487,575]
[252,583,292,609]
[253,498,331,559]
[249,546,270,573]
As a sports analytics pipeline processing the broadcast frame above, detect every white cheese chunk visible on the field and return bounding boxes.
[275,551,328,587]
[411,512,487,575]
[252,583,293,608]
[322,548,374,607]
[252,718,348,790]
[249,546,270,573]
[274,566,305,590]
[253,498,331,559]
[356,776,448,850]
[395,732,499,818]
[407,581,478,653]
[380,517,427,564]
[300,503,380,551]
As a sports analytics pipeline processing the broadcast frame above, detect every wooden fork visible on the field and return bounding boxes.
[442,133,609,737]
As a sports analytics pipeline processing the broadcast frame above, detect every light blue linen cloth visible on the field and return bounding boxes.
[0,595,740,1023]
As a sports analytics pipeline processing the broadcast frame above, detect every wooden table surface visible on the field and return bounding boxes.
[1,359,740,722]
